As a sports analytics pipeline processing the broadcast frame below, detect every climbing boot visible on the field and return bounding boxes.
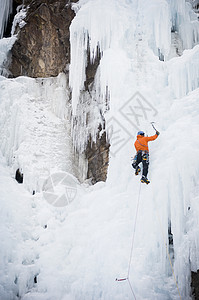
[141,176,150,184]
[135,166,141,175]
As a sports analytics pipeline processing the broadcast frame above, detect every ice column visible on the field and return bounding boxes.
[0,0,13,38]
[169,0,199,49]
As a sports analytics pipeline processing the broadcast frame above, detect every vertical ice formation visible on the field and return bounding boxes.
[70,0,172,117]
[70,0,123,115]
[70,0,171,151]
[142,0,199,58]
[69,0,199,128]
[168,45,199,98]
[11,5,27,36]
[0,74,74,192]
[0,36,17,76]
[69,0,199,158]
[169,0,199,49]
[69,0,125,154]
[141,0,172,58]
[0,0,13,38]
[69,0,170,157]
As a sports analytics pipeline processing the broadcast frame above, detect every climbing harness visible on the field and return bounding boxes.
[142,151,149,162]
[132,151,149,164]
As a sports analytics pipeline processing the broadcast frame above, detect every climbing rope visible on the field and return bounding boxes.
[154,206,182,300]
[116,182,142,299]
[116,180,182,299]
[127,181,142,278]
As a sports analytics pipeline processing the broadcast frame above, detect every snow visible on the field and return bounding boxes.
[0,152,36,300]
[11,5,27,36]
[0,36,17,76]
[0,74,75,193]
[0,0,199,299]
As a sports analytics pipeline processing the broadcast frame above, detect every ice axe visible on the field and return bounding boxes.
[151,122,159,134]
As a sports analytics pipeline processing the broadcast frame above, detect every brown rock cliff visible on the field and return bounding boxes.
[9,0,77,77]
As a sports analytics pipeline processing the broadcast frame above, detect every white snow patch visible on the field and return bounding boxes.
[0,73,75,193]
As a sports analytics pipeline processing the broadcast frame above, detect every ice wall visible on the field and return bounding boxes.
[69,0,172,154]
[168,45,199,98]
[0,0,199,298]
[0,0,13,38]
[69,0,127,155]
[169,0,199,49]
[70,0,125,113]
[158,87,199,298]
[68,0,199,298]
[0,36,16,76]
[69,0,199,120]
[69,0,172,115]
[0,74,74,193]
[69,0,199,116]
[141,0,172,58]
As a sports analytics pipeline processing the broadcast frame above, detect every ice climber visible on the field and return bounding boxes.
[132,130,159,184]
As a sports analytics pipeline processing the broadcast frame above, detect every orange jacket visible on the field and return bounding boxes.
[134,134,158,152]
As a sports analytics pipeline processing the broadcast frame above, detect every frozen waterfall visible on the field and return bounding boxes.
[0,0,13,38]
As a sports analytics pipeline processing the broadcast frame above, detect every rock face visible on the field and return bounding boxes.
[84,50,110,184]
[86,129,110,184]
[192,270,199,299]
[85,126,109,184]
[9,0,77,77]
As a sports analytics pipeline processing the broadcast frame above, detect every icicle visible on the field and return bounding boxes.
[168,0,199,50]
[69,0,126,115]
[168,45,199,98]
[0,0,13,39]
[69,0,125,156]
[141,0,172,58]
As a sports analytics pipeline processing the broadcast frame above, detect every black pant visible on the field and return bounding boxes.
[132,151,149,177]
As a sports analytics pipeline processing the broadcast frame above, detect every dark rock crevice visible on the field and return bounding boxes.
[192,270,199,299]
[168,219,174,261]
[85,125,109,184]
[85,44,101,90]
[15,168,23,183]
[82,44,109,184]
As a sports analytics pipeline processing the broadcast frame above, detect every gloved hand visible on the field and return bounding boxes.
[156,131,160,136]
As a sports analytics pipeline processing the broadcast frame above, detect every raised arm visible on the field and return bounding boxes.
[146,133,158,142]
